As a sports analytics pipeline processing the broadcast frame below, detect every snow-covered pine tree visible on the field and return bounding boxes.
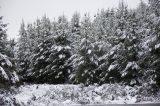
[92,9,118,84]
[135,1,154,86]
[99,2,142,86]
[29,36,54,83]
[112,3,143,86]
[16,21,30,81]
[99,2,129,84]
[70,12,81,54]
[28,15,53,83]
[44,15,71,83]
[29,15,71,84]
[0,16,19,87]
[70,14,98,85]
[147,0,160,86]
[27,23,37,53]
[120,11,143,86]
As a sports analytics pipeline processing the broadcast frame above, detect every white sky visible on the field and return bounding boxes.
[0,0,148,39]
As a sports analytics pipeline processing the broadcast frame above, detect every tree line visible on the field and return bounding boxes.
[0,0,160,89]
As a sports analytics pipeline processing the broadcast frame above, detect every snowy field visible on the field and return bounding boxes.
[0,84,160,106]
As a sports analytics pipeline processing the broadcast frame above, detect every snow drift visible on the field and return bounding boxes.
[0,84,160,106]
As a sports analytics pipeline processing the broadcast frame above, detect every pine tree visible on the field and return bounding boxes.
[28,16,53,83]
[0,16,19,87]
[44,15,71,83]
[16,21,30,81]
[29,36,54,83]
[27,23,37,53]
[92,9,116,84]
[70,12,81,54]
[147,0,160,86]
[29,15,71,84]
[135,1,154,86]
[120,11,143,86]
[70,14,98,85]
[100,2,129,84]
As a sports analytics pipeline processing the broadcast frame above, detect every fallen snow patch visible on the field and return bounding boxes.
[9,84,160,106]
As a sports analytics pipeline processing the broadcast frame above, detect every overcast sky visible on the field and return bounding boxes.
[0,0,148,39]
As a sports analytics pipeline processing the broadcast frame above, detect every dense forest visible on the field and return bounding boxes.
[1,0,160,90]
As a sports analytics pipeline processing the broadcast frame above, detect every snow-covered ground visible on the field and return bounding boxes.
[0,84,160,106]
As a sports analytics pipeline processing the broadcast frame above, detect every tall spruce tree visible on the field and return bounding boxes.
[147,0,160,86]
[0,16,19,87]
[28,15,71,83]
[70,14,98,85]
[70,12,81,54]
[16,21,30,81]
